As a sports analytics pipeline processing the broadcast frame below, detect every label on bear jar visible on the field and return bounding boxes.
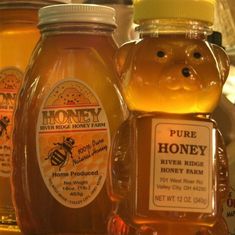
[0,67,23,177]
[36,79,110,208]
[149,119,214,213]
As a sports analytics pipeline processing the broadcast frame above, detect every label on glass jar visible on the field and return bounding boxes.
[223,143,235,235]
[149,119,214,213]
[223,188,235,235]
[36,79,110,208]
[0,67,23,177]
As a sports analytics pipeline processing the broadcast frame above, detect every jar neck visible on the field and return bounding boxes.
[0,8,38,27]
[0,1,61,10]
[136,19,213,39]
[39,22,116,37]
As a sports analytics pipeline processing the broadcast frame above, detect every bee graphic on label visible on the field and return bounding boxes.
[0,116,10,140]
[45,137,75,170]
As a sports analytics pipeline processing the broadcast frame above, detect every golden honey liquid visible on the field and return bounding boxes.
[12,31,126,235]
[117,35,223,114]
[0,7,39,227]
[110,35,229,234]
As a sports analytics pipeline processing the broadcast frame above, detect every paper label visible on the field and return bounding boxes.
[149,119,214,213]
[0,67,23,177]
[223,188,235,235]
[36,80,110,208]
[223,145,235,235]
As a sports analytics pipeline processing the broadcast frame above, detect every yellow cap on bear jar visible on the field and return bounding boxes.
[133,0,215,25]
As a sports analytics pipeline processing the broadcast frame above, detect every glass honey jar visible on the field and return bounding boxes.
[11,3,126,235]
[108,0,230,234]
[0,0,70,230]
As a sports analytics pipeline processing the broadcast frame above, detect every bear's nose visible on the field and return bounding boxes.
[182,67,191,77]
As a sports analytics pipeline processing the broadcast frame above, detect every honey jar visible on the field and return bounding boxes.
[108,0,230,234]
[11,4,126,235]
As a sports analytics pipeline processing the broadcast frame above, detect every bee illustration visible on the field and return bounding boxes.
[0,116,10,140]
[45,137,75,170]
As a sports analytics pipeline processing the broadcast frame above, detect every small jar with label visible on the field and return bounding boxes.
[108,0,230,234]
[11,4,126,235]
[0,0,69,230]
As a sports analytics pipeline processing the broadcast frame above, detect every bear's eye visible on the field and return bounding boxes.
[156,50,166,58]
[193,52,202,59]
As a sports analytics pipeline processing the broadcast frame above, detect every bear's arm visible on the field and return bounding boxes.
[216,129,229,201]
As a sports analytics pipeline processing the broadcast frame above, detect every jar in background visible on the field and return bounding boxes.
[12,4,126,235]
[0,0,70,231]
[84,0,135,46]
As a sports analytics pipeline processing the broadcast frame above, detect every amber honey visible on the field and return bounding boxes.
[117,35,223,114]
[12,4,126,235]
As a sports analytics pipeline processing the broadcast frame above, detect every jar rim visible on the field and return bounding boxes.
[39,4,117,27]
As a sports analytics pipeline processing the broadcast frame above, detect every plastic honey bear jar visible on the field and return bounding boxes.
[11,4,126,235]
[0,0,70,230]
[108,0,230,234]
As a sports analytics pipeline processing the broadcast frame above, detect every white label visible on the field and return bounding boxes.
[149,119,214,213]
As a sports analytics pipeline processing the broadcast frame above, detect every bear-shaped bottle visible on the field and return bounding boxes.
[108,0,230,234]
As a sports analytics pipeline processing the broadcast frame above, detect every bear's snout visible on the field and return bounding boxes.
[181,67,191,77]
[158,64,202,92]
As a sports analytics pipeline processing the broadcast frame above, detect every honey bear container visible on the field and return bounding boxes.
[11,4,126,235]
[108,0,230,234]
[0,0,70,230]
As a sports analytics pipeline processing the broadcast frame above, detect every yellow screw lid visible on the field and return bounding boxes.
[133,0,215,25]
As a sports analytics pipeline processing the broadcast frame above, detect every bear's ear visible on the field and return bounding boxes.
[115,42,135,77]
[211,44,230,84]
